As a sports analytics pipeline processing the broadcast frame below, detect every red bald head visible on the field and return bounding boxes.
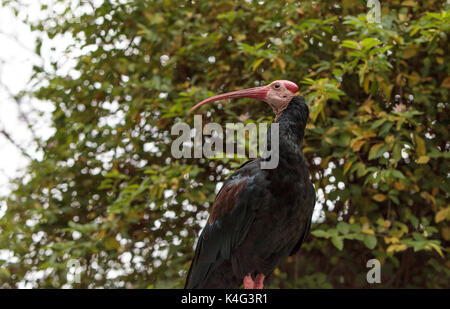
[189,80,299,118]
[283,80,299,93]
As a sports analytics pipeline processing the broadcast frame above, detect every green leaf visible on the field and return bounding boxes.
[349,224,362,233]
[337,222,350,234]
[391,170,406,179]
[393,143,402,162]
[104,237,120,250]
[363,235,377,249]
[311,230,330,238]
[368,143,388,160]
[342,40,360,49]
[252,58,265,71]
[331,236,344,251]
[435,207,450,223]
[360,38,382,50]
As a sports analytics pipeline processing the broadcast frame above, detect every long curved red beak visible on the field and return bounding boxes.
[189,85,269,113]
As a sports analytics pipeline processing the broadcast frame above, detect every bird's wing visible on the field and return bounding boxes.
[289,184,316,256]
[185,159,265,288]
[289,216,311,256]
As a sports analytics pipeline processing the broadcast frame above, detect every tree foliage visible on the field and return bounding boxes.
[0,0,449,288]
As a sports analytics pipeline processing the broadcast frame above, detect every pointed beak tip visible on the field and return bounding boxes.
[188,107,198,114]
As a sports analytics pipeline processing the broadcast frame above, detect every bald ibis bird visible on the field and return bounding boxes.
[185,80,315,289]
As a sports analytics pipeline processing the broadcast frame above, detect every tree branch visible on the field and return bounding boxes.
[0,127,32,159]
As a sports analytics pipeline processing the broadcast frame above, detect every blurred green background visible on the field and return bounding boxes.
[0,0,448,288]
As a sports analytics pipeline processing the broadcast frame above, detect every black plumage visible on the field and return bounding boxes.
[185,96,315,289]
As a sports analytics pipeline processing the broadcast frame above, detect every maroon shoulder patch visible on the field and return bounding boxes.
[208,177,249,223]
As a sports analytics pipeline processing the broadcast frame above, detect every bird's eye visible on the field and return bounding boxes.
[274,83,280,89]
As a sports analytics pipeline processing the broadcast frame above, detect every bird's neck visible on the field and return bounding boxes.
[276,96,308,146]
[263,97,309,170]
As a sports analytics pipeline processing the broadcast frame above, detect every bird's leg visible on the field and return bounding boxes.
[243,273,265,289]
[243,273,255,289]
[254,274,265,289]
